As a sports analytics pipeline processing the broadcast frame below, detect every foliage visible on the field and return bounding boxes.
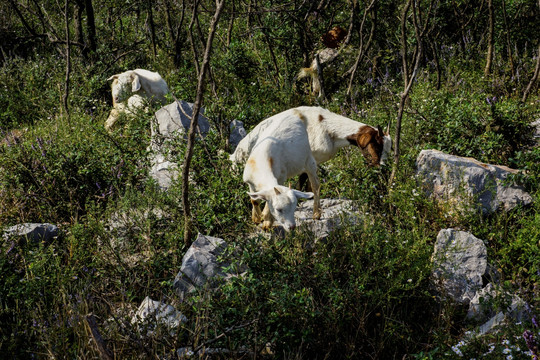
[0,0,539,358]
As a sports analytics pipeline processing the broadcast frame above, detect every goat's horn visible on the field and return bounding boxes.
[288,182,292,189]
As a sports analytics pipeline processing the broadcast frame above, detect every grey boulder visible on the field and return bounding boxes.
[174,234,244,300]
[431,229,488,304]
[416,149,532,214]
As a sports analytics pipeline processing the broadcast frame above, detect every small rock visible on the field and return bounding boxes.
[150,100,210,152]
[467,283,529,323]
[229,120,247,150]
[3,223,59,246]
[295,198,362,240]
[131,296,187,335]
[148,153,179,190]
[174,234,245,300]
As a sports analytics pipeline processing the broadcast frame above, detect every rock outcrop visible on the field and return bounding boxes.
[416,149,532,214]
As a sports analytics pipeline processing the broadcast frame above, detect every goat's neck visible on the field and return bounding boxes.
[320,111,368,140]
[246,156,280,191]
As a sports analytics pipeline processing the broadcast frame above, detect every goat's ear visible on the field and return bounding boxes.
[131,74,141,92]
[377,125,384,138]
[107,75,118,81]
[357,131,373,148]
[292,190,314,199]
[274,187,282,195]
[248,191,267,201]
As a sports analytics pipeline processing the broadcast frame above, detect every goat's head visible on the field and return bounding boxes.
[248,185,313,231]
[348,125,392,166]
[107,71,141,106]
[321,26,348,49]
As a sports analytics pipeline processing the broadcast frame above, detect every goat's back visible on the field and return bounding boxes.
[244,112,314,184]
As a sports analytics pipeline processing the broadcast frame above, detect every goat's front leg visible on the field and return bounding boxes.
[251,199,263,224]
[261,203,274,231]
[307,161,321,220]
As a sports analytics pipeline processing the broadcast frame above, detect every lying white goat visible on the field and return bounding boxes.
[107,69,169,106]
[244,109,320,231]
[231,106,392,169]
[104,94,147,132]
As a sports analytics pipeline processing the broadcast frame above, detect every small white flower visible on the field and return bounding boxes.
[451,345,463,357]
[502,347,511,354]
[407,279,412,283]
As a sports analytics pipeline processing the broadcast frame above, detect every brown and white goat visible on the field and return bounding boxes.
[231,106,392,170]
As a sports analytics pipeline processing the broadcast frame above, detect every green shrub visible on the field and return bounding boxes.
[0,113,151,225]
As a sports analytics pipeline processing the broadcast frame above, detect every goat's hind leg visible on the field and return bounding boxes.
[306,159,321,220]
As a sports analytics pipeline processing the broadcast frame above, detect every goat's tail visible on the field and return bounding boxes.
[297,66,321,96]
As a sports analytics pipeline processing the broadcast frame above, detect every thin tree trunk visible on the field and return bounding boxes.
[430,39,441,90]
[522,0,540,102]
[188,0,201,78]
[226,0,235,47]
[346,0,377,96]
[255,11,280,83]
[147,0,157,58]
[74,0,85,46]
[390,0,425,184]
[164,0,176,48]
[484,0,494,76]
[344,0,358,46]
[522,44,540,103]
[84,0,96,53]
[63,0,71,123]
[501,0,515,76]
[182,0,225,245]
[400,0,411,88]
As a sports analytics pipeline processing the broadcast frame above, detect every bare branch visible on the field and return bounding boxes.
[182,0,226,245]
[85,314,114,360]
[522,44,540,103]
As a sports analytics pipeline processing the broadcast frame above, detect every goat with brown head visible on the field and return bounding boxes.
[321,26,348,49]
[347,125,391,166]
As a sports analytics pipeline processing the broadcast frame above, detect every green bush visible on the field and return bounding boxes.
[0,113,151,225]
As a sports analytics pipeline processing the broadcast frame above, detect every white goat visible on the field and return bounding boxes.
[107,69,169,106]
[231,106,392,169]
[243,109,320,231]
[104,94,147,132]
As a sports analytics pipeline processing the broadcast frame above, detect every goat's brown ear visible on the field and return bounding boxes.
[377,125,384,138]
[357,131,373,148]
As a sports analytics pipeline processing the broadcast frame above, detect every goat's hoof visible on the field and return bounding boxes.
[313,212,322,220]
[252,216,262,224]
[262,221,273,231]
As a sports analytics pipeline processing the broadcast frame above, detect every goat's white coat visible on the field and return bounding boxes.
[243,111,320,231]
[231,106,392,167]
[108,69,169,106]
